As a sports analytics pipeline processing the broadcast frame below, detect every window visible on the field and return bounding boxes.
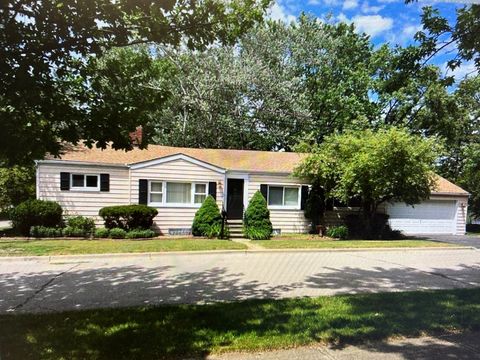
[194,183,207,204]
[150,182,163,203]
[268,185,300,208]
[166,182,191,204]
[71,174,99,190]
[148,181,208,206]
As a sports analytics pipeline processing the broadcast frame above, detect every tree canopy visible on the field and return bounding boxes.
[294,128,440,217]
[0,0,269,165]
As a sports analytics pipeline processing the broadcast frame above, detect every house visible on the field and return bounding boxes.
[36,144,469,235]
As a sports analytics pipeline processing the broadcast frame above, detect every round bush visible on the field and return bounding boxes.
[109,227,127,239]
[95,228,110,238]
[99,205,158,230]
[243,191,272,240]
[192,195,222,237]
[11,199,63,236]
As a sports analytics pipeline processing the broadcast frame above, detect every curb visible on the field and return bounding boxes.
[0,246,473,262]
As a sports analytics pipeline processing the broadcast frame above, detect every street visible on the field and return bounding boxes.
[1,248,479,313]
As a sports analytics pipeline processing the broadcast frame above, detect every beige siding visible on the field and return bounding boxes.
[131,159,225,234]
[37,164,130,225]
[247,174,309,233]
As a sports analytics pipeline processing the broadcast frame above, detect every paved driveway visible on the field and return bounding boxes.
[1,248,479,313]
[427,234,480,249]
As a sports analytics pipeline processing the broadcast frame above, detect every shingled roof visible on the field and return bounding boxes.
[48,144,468,196]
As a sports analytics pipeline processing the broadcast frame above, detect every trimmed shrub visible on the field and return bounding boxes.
[192,195,222,237]
[66,216,95,235]
[11,199,63,236]
[109,227,127,239]
[95,228,110,238]
[63,226,89,238]
[243,191,272,240]
[126,229,156,239]
[30,226,63,238]
[326,225,349,240]
[98,205,158,230]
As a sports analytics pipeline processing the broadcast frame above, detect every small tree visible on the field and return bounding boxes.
[192,195,222,237]
[303,181,325,233]
[0,166,35,214]
[294,127,440,238]
[243,191,272,240]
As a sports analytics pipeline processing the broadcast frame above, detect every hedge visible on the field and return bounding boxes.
[98,205,158,230]
[11,199,63,236]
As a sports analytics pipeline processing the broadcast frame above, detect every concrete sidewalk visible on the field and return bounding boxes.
[210,332,480,360]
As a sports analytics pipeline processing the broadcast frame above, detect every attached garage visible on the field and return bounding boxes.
[385,176,469,235]
[386,200,459,235]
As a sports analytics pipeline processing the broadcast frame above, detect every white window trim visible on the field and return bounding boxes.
[70,173,100,192]
[267,185,301,210]
[148,180,208,208]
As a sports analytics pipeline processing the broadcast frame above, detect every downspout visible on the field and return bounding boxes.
[128,165,132,204]
[34,160,39,199]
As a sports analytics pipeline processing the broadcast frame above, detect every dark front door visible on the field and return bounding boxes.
[227,179,244,219]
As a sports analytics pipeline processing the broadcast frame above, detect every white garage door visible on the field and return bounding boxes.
[386,200,457,234]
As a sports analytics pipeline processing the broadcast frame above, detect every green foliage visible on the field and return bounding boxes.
[63,226,90,238]
[109,228,127,239]
[303,182,324,233]
[125,229,156,239]
[98,205,158,230]
[295,128,439,238]
[326,226,349,240]
[94,228,110,239]
[11,200,63,236]
[191,196,222,237]
[0,166,35,212]
[243,191,272,240]
[0,0,269,165]
[66,216,96,235]
[30,226,63,238]
[205,223,230,239]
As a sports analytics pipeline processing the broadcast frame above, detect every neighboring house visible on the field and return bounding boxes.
[36,144,469,235]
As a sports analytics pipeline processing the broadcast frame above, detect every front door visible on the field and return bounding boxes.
[227,179,244,219]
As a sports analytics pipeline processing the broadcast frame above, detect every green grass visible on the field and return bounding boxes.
[0,239,247,256]
[253,236,454,249]
[1,288,479,359]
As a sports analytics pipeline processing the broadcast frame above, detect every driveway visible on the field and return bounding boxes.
[427,234,480,249]
[1,248,479,313]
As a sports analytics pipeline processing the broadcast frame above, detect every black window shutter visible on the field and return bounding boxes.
[139,179,148,204]
[260,184,268,200]
[300,185,309,210]
[208,182,217,200]
[100,174,110,192]
[60,172,70,190]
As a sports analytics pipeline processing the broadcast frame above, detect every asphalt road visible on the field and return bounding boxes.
[1,248,479,314]
[427,234,480,249]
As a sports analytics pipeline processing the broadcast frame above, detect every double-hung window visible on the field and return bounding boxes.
[71,174,99,191]
[267,185,300,209]
[149,181,208,206]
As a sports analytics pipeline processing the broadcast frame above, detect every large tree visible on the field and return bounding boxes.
[0,0,269,165]
[294,127,440,235]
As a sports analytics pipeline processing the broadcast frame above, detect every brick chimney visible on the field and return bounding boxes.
[129,126,143,146]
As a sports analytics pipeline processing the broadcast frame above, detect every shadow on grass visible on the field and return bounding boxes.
[0,262,479,359]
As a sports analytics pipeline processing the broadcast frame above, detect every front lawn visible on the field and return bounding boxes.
[0,239,246,256]
[253,236,454,249]
[1,288,479,359]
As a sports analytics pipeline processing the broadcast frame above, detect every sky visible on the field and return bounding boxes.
[267,0,478,81]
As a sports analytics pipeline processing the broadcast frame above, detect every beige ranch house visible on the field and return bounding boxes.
[36,145,469,235]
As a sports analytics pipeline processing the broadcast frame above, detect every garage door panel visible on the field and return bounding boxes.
[386,200,456,234]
